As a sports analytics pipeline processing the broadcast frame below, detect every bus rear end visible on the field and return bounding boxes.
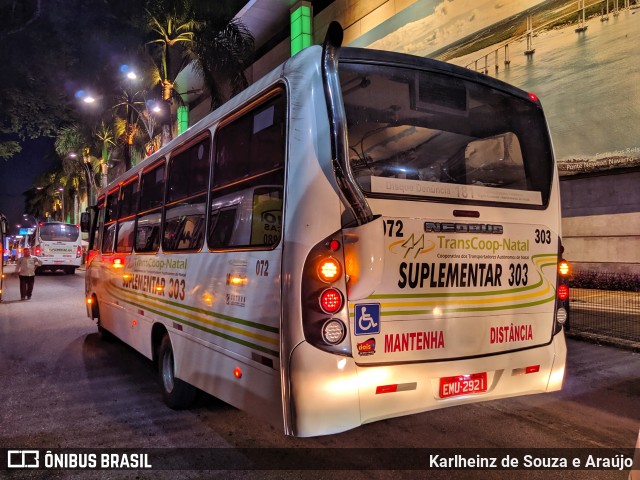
[290,45,568,436]
[34,222,83,274]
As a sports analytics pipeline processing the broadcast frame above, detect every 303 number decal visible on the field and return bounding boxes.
[535,229,552,244]
[168,278,185,300]
[508,263,528,286]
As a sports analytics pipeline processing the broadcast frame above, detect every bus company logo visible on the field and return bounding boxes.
[424,222,503,234]
[357,338,376,356]
[388,234,435,259]
[8,450,39,468]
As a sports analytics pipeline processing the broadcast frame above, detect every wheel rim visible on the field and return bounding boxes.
[162,348,175,393]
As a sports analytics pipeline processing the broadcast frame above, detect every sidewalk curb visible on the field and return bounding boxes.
[566,331,640,353]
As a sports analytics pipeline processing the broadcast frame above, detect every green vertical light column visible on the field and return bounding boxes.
[290,2,312,56]
[177,105,189,135]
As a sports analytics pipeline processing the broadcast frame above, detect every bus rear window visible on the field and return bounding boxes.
[339,63,553,207]
[39,223,80,242]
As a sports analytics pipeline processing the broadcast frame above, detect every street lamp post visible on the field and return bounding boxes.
[57,187,65,223]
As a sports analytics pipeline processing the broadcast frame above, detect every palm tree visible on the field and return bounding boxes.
[112,86,159,170]
[54,124,105,211]
[145,0,253,145]
[31,171,69,222]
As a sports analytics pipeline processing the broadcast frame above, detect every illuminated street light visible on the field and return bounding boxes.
[75,89,98,106]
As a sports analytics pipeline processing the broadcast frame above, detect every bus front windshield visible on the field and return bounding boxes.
[339,62,554,208]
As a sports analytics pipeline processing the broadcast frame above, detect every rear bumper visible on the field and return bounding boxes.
[39,258,81,268]
[289,333,566,437]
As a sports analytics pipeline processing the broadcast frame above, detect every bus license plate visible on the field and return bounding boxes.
[439,372,487,398]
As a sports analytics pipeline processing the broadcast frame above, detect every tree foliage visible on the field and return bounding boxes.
[0,0,146,160]
[145,0,254,135]
[2,0,254,169]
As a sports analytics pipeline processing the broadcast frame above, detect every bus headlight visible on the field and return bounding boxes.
[322,319,346,345]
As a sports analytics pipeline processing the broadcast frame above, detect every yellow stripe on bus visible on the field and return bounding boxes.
[106,283,279,347]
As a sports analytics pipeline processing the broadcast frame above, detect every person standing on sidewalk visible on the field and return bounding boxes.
[14,247,42,300]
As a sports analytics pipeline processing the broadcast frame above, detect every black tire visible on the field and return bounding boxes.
[158,334,197,409]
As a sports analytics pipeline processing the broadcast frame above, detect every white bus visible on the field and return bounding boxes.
[83,23,569,437]
[32,221,83,274]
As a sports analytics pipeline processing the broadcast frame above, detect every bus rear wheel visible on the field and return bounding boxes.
[93,299,114,342]
[158,334,197,409]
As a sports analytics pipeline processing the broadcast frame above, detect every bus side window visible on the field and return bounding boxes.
[135,212,161,252]
[250,188,282,247]
[135,162,165,254]
[208,208,237,248]
[102,223,116,254]
[116,219,135,253]
[105,190,119,224]
[208,89,286,250]
[92,199,105,251]
[115,179,138,254]
[163,138,209,252]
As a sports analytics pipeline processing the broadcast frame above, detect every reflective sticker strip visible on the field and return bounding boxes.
[375,382,418,394]
[512,365,540,376]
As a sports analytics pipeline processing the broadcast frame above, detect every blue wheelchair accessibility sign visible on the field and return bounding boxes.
[354,303,381,336]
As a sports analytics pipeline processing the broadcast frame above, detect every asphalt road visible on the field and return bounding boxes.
[0,267,638,480]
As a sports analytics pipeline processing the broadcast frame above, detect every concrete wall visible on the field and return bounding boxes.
[560,168,640,274]
[247,0,419,85]
[314,0,418,45]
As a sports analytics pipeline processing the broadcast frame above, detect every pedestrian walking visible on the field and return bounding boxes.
[14,247,42,300]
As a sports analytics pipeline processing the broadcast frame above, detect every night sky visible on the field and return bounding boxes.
[0,138,58,234]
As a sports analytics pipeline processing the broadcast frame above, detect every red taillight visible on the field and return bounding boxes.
[557,284,569,301]
[35,247,41,256]
[76,246,82,258]
[529,92,539,102]
[319,288,343,314]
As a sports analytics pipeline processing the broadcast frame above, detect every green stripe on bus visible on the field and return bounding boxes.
[105,286,279,357]
[111,283,279,334]
[116,292,279,357]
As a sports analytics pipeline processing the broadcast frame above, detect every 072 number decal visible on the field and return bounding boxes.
[384,219,404,238]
